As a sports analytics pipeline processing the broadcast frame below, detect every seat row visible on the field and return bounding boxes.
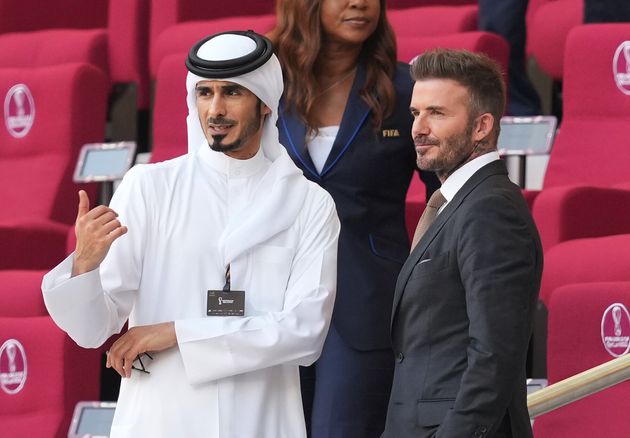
[0,0,590,113]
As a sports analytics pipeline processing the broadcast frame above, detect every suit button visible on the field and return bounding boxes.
[396,352,404,363]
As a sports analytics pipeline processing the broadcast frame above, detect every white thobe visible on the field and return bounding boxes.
[42,145,340,438]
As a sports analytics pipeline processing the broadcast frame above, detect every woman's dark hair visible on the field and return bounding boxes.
[268,0,397,130]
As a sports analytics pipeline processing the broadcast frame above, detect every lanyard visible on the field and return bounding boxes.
[223,265,231,292]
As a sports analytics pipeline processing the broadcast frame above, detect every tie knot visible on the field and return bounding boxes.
[427,189,446,209]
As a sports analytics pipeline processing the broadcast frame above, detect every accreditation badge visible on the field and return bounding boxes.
[207,290,245,316]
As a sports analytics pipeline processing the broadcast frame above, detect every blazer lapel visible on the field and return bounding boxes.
[320,65,371,177]
[278,103,320,179]
[391,159,509,327]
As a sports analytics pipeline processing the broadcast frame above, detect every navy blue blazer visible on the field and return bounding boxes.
[278,62,439,350]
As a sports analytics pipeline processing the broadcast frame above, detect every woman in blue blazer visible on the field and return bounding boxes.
[269,1,438,436]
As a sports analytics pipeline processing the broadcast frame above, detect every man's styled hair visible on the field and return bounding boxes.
[411,49,506,141]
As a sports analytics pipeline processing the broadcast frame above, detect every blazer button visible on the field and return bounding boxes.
[396,352,404,363]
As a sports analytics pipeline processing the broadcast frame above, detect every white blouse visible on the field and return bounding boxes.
[306,125,339,173]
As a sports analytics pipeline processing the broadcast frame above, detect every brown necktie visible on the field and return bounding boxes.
[411,189,447,251]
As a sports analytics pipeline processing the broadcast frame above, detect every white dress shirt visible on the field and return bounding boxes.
[438,151,501,214]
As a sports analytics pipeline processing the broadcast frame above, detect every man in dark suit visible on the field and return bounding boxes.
[383,49,543,438]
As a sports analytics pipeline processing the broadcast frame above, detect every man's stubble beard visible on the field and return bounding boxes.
[416,121,476,180]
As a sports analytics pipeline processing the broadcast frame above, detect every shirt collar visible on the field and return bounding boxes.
[198,141,269,178]
[440,151,501,202]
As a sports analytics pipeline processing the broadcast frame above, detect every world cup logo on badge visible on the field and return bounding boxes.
[613,41,630,95]
[601,303,630,357]
[4,84,36,138]
[0,339,28,394]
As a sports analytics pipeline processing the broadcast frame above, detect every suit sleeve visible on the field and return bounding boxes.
[175,191,340,384]
[437,192,541,437]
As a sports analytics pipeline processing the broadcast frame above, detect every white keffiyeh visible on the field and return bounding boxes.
[184,33,309,266]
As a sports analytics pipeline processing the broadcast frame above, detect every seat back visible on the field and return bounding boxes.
[0,0,109,34]
[388,5,477,38]
[526,0,583,80]
[150,0,275,71]
[534,281,630,437]
[150,14,276,78]
[543,23,630,189]
[0,30,110,82]
[108,0,151,107]
[0,63,107,225]
[151,54,189,163]
[0,317,100,438]
[0,271,49,317]
[397,31,509,73]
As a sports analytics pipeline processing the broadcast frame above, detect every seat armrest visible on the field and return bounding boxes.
[533,185,630,251]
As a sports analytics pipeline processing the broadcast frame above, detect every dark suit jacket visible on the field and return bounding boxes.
[278,62,439,350]
[383,160,543,438]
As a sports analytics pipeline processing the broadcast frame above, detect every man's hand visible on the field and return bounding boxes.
[71,190,128,277]
[106,322,177,378]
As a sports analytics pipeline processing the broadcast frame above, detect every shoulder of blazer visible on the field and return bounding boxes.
[450,159,510,207]
[391,158,509,325]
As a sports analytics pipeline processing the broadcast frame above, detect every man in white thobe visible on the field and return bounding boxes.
[42,31,340,438]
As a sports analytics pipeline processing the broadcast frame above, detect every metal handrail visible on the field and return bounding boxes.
[527,353,630,418]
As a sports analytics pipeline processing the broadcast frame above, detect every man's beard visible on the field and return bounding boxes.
[415,120,475,176]
[208,104,262,153]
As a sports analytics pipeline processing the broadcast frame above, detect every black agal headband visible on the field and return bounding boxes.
[186,30,274,78]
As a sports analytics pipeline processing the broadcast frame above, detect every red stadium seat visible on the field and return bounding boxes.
[0,0,150,109]
[0,63,107,270]
[0,316,101,438]
[396,31,509,67]
[0,30,109,82]
[539,235,630,306]
[531,24,630,251]
[388,5,478,39]
[533,282,630,437]
[526,0,583,81]
[150,54,189,163]
[524,23,630,377]
[0,0,109,35]
[0,271,50,318]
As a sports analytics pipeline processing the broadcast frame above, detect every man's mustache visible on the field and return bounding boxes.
[207,117,238,126]
[414,135,440,146]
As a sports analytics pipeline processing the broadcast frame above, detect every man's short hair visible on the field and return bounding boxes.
[410,49,506,140]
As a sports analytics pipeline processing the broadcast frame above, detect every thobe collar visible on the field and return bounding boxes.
[198,142,269,178]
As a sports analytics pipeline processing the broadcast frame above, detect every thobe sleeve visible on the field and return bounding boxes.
[41,166,148,348]
[175,191,340,384]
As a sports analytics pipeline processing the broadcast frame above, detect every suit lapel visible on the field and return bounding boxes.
[278,104,320,179]
[278,66,372,179]
[320,65,371,177]
[391,160,509,327]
